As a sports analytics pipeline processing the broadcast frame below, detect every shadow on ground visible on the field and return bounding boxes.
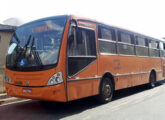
[0,80,164,120]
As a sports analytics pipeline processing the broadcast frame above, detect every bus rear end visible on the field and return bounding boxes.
[5,15,70,102]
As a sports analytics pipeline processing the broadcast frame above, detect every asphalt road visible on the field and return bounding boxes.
[0,81,165,120]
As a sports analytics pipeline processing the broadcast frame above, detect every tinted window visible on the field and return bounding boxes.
[136,36,148,46]
[118,31,135,55]
[136,36,149,56]
[150,49,159,57]
[163,43,165,57]
[68,27,96,56]
[149,40,159,57]
[99,41,116,54]
[160,42,164,50]
[118,44,135,55]
[159,42,165,57]
[136,47,149,56]
[149,40,159,49]
[118,31,134,44]
[68,26,96,76]
[6,18,67,70]
[98,25,116,54]
[98,26,116,41]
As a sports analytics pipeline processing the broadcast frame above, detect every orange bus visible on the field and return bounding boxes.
[5,15,165,103]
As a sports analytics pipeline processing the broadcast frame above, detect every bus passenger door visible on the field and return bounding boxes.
[67,25,98,101]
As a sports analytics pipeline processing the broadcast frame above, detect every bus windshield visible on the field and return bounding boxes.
[6,17,67,71]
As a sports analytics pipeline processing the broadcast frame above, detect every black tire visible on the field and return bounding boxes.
[97,77,114,104]
[149,72,156,88]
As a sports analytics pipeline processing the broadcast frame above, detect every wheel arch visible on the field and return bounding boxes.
[150,69,157,81]
[99,72,115,92]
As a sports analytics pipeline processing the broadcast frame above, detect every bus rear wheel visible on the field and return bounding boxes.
[97,77,113,104]
[149,72,156,88]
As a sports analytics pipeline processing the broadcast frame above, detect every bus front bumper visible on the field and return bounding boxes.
[5,83,67,102]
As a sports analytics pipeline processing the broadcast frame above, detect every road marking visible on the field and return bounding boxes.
[0,99,30,107]
[0,97,18,102]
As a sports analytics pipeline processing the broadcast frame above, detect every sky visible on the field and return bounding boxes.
[0,0,165,39]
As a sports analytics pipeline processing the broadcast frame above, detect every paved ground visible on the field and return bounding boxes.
[0,81,165,120]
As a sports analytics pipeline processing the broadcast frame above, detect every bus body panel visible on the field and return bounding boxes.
[67,61,99,101]
[5,68,57,87]
[5,82,67,102]
[98,55,163,90]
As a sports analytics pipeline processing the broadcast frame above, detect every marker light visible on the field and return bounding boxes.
[5,73,12,84]
[47,72,63,86]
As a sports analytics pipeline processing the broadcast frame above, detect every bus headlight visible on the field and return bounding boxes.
[47,72,63,86]
[5,73,12,84]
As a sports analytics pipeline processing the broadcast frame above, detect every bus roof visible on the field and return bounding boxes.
[71,15,164,42]
[18,15,70,28]
[18,14,164,43]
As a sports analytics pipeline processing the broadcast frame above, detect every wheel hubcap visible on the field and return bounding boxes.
[103,83,111,97]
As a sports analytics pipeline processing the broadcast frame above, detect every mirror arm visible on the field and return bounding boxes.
[70,19,78,29]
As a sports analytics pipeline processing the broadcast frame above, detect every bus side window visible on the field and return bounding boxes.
[68,27,96,56]
[77,28,96,56]
[118,30,135,55]
[98,25,117,54]
[149,40,160,57]
[159,42,164,57]
[162,43,165,58]
[163,43,165,58]
[68,26,78,56]
[67,26,97,76]
[135,36,149,56]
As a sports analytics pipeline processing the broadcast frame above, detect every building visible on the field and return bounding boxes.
[0,24,16,93]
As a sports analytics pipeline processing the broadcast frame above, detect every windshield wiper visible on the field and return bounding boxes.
[25,35,32,51]
[29,36,43,66]
[13,35,32,68]
[12,33,20,44]
[14,34,43,67]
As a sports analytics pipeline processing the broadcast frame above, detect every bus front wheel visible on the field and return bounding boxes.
[97,77,114,104]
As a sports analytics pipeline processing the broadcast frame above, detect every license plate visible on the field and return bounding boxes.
[22,88,32,93]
